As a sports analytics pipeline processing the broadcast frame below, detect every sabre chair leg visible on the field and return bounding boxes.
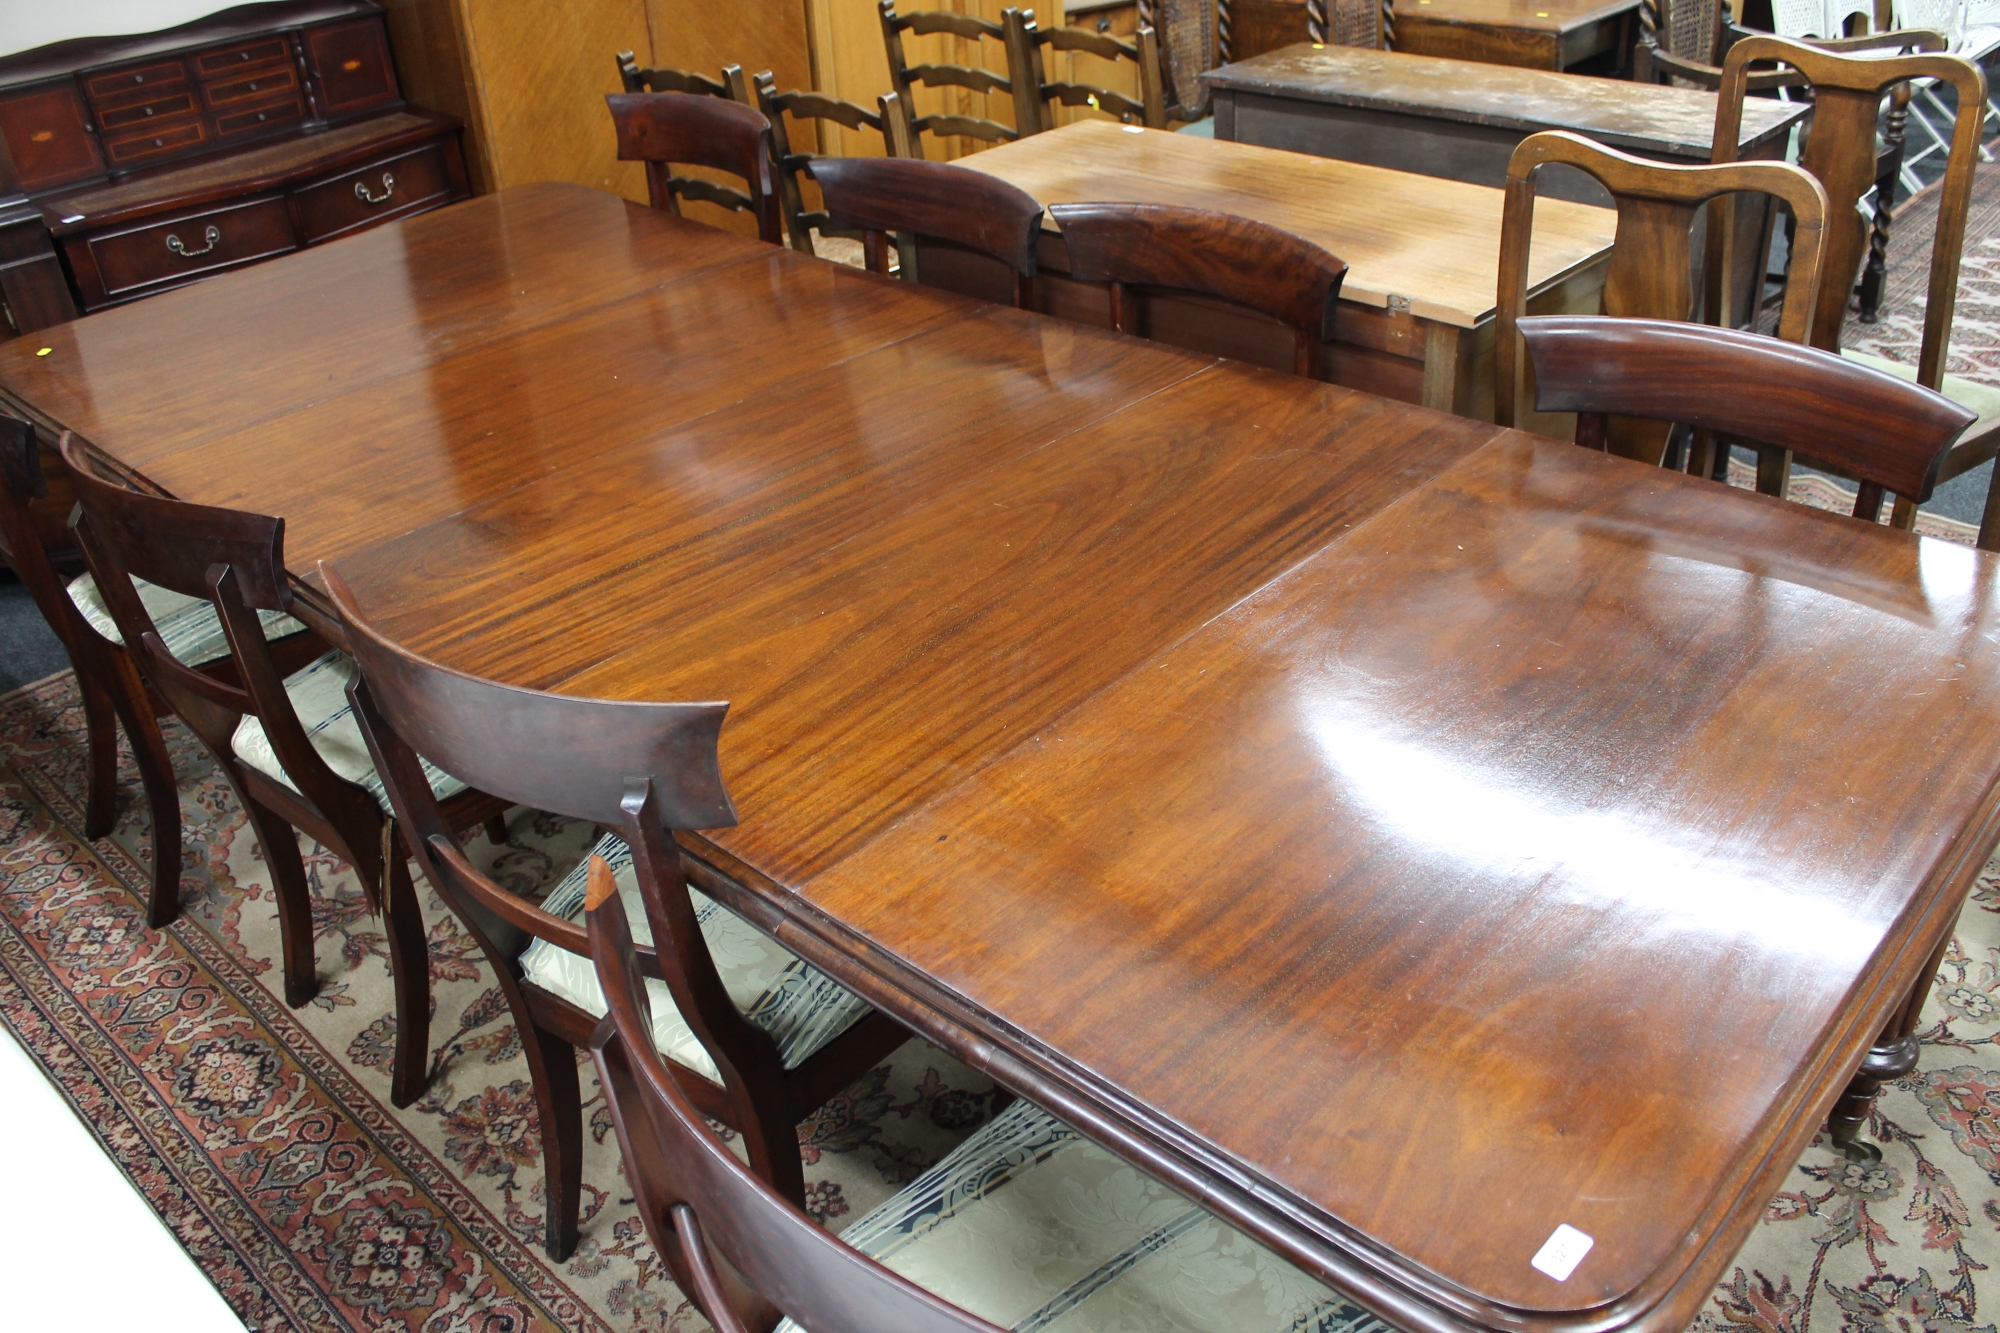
[110,677,185,928]
[76,668,120,840]
[245,797,320,1008]
[528,1022,584,1261]
[381,844,433,1108]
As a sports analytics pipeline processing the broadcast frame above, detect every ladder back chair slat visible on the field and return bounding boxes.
[756,72,916,255]
[881,0,1038,150]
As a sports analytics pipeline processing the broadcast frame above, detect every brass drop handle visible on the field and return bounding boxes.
[354,172,395,205]
[166,225,220,258]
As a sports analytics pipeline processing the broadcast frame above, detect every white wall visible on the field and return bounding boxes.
[0,1,237,59]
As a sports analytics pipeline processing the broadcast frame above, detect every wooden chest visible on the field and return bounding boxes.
[0,0,467,330]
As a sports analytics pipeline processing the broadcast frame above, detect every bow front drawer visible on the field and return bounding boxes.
[82,195,296,299]
[292,141,451,243]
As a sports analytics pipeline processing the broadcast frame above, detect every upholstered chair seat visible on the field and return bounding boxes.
[524,833,872,1082]
[67,571,307,667]
[230,651,467,812]
[776,1099,1374,1333]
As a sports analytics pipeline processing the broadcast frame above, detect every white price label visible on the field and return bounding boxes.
[1530,1224,1594,1282]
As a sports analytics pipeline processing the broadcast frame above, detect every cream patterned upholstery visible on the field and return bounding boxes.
[1841,349,2000,447]
[522,833,871,1083]
[777,1100,1389,1333]
[230,651,466,813]
[66,572,307,668]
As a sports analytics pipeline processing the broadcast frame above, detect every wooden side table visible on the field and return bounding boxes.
[1393,0,1643,71]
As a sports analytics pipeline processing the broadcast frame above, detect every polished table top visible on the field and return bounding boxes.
[955,120,1615,328]
[4,183,1998,1333]
[1200,43,1807,158]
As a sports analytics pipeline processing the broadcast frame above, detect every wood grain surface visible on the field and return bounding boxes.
[1201,43,1805,156]
[954,119,1615,327]
[4,182,1997,1333]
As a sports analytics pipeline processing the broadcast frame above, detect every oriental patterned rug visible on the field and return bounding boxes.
[5,656,2000,1333]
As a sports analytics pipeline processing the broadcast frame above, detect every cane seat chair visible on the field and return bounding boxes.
[323,565,907,1262]
[615,49,750,102]
[1304,0,1396,49]
[1712,36,2000,543]
[880,0,1039,151]
[1496,131,1830,474]
[1519,316,1974,526]
[57,435,507,1111]
[1007,9,1182,131]
[1,418,323,927]
[809,155,1044,307]
[1635,0,1807,88]
[1045,201,1348,378]
[606,91,784,245]
[754,72,916,256]
[584,861,1397,1333]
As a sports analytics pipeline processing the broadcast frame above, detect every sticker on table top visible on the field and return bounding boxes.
[1531,1224,1594,1282]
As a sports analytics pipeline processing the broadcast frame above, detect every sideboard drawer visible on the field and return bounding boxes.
[195,38,292,78]
[215,94,306,140]
[86,60,190,103]
[102,119,209,166]
[204,66,299,109]
[84,196,296,299]
[293,141,451,242]
[98,90,199,130]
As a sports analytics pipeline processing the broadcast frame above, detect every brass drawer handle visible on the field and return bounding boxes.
[165,225,220,257]
[354,172,395,205]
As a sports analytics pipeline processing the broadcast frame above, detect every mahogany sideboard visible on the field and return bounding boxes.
[0,0,467,334]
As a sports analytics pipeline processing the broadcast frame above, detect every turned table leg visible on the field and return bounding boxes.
[1827,926,1952,1161]
[1859,81,1911,326]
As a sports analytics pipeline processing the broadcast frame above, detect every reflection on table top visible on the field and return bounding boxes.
[955,120,1616,327]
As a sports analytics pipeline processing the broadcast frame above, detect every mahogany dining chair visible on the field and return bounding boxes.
[1518,315,1975,531]
[57,434,508,1110]
[0,417,320,928]
[1495,131,1830,475]
[1044,201,1348,378]
[585,858,1383,1333]
[323,565,908,1261]
[606,91,784,244]
[808,156,1044,306]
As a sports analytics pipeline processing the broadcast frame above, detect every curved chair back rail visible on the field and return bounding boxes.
[1495,130,1831,462]
[1713,34,1981,373]
[615,49,751,101]
[587,871,1006,1333]
[809,155,1044,305]
[1519,315,1974,519]
[1047,200,1348,376]
[606,91,783,244]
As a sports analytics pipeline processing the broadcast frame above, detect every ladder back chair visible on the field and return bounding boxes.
[57,434,507,1110]
[585,860,1393,1333]
[1045,201,1348,378]
[1008,9,1179,131]
[1519,316,1973,528]
[1712,35,2000,542]
[615,49,750,102]
[2,418,324,928]
[606,91,784,245]
[880,0,1040,151]
[809,155,1044,307]
[754,72,916,256]
[1496,130,1830,473]
[323,565,907,1261]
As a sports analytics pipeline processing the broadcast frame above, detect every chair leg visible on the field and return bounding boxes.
[103,653,184,928]
[242,797,319,1008]
[75,667,120,840]
[1979,463,2000,553]
[742,1097,808,1210]
[483,814,508,846]
[381,845,433,1109]
[526,1022,583,1261]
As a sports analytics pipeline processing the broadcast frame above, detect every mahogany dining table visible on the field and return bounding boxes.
[4,183,1999,1333]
